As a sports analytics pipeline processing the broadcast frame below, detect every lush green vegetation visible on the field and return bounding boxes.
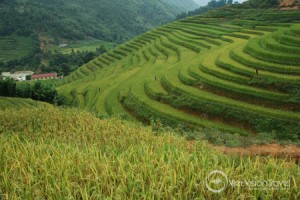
[178,0,295,21]
[1,1,300,198]
[237,0,279,8]
[0,0,199,74]
[0,106,299,199]
[0,35,33,63]
[41,45,109,76]
[46,40,116,55]
[0,42,109,77]
[0,34,42,73]
[0,79,63,104]
[0,0,197,43]
[58,5,300,145]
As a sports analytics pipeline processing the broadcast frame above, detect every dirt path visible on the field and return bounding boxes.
[211,143,300,162]
[187,141,300,160]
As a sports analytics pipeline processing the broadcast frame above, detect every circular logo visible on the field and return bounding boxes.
[205,170,228,193]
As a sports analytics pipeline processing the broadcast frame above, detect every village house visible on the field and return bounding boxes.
[31,73,58,81]
[1,71,34,81]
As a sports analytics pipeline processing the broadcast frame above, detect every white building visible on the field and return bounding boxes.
[1,71,34,81]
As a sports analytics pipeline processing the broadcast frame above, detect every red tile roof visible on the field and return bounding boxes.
[32,73,57,79]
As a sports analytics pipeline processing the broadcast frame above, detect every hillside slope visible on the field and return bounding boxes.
[58,5,300,142]
[0,0,198,43]
[0,107,299,198]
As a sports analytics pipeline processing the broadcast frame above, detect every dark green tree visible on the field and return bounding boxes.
[0,78,16,96]
[96,45,107,54]
[26,75,31,80]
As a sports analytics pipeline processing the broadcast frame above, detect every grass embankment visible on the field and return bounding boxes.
[0,107,299,199]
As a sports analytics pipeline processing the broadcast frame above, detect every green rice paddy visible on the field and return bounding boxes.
[58,14,300,141]
[0,36,33,62]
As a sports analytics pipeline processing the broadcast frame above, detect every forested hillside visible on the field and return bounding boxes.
[0,0,198,43]
[0,0,199,73]
[163,0,199,11]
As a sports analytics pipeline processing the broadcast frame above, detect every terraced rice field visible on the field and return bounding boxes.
[58,16,300,141]
[0,36,33,62]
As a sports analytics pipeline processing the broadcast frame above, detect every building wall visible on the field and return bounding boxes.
[2,71,33,81]
[32,76,57,81]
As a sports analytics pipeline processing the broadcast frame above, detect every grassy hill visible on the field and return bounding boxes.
[57,6,300,144]
[0,106,299,198]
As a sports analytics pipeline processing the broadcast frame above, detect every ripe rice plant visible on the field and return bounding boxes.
[0,107,299,199]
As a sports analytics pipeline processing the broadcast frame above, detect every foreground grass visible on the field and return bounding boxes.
[0,107,299,199]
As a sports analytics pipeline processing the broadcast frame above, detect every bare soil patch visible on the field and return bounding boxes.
[212,143,300,162]
[280,0,300,10]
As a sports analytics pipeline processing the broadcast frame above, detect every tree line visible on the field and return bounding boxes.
[0,78,64,105]
[41,45,108,76]
[0,0,181,43]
